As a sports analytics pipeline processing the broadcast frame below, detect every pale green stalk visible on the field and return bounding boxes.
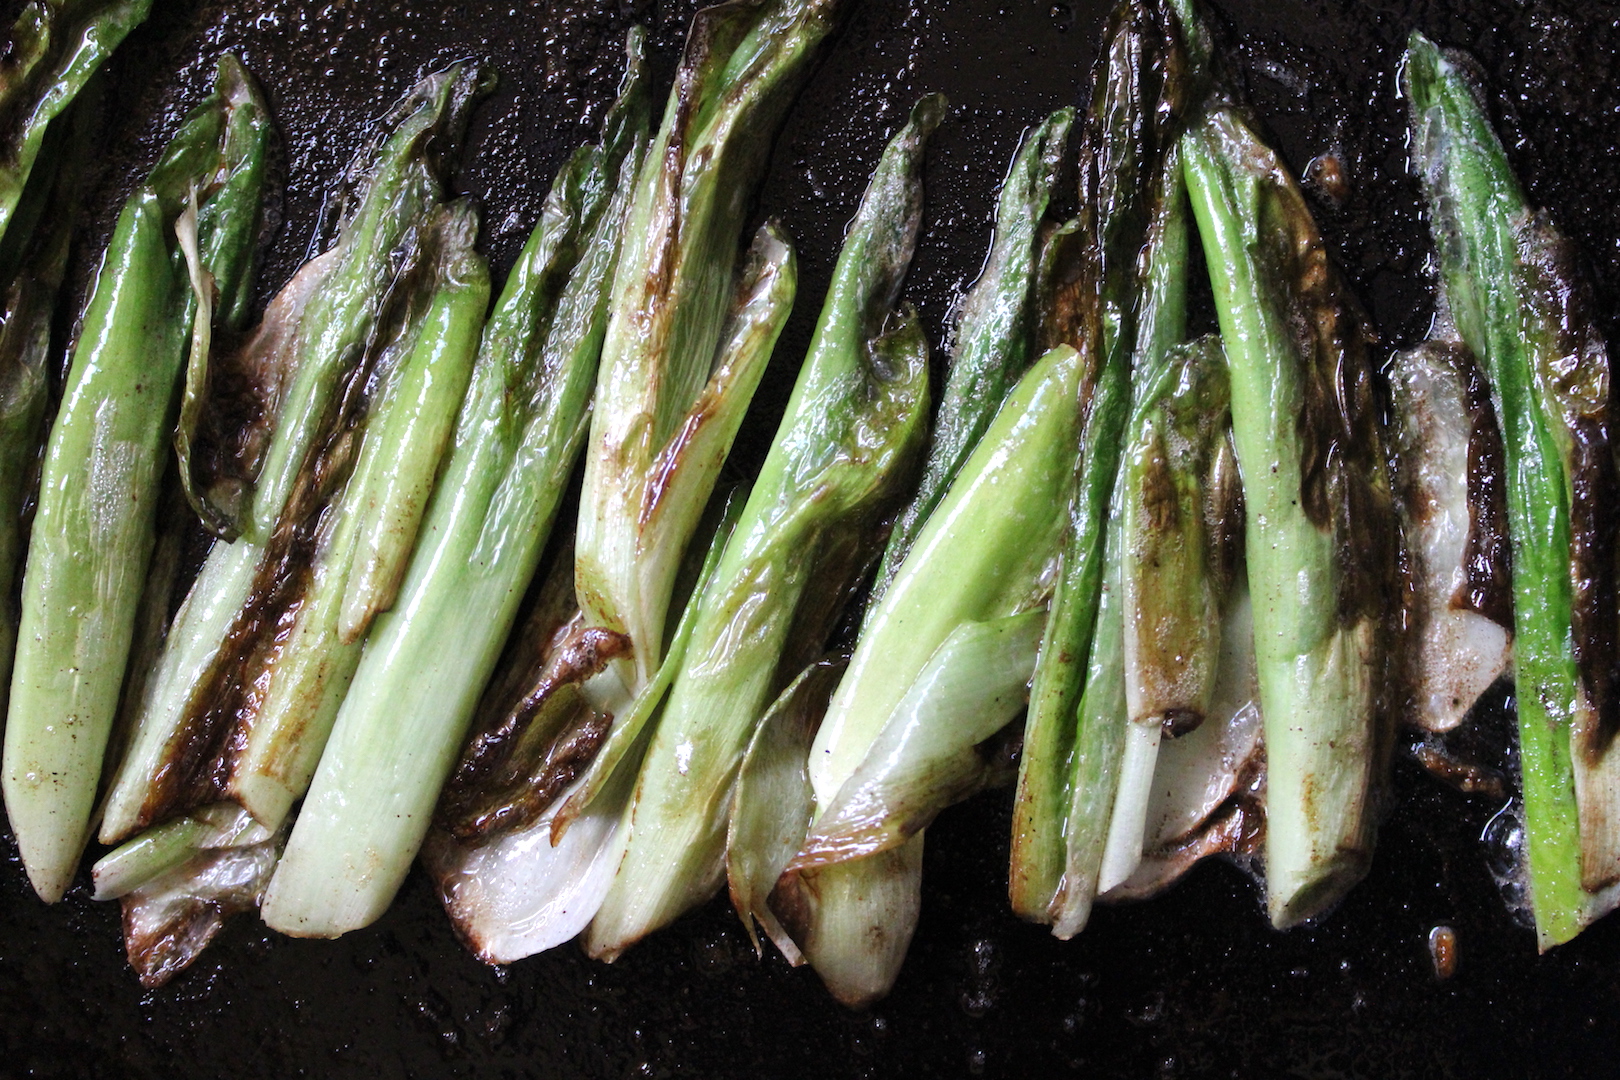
[795,343,1082,1007]
[0,89,96,712]
[869,105,1072,601]
[576,0,845,695]
[99,62,493,845]
[259,44,651,937]
[1010,0,1194,920]
[585,96,939,959]
[1406,32,1619,943]
[1097,334,1229,896]
[1183,105,1393,929]
[3,58,269,901]
[226,204,490,829]
[793,610,1045,868]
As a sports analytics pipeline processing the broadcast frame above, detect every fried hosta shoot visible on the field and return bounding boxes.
[0,0,150,258]
[1406,32,1620,944]
[1103,575,1264,901]
[94,200,487,985]
[1386,339,1512,734]
[1098,333,1236,895]
[0,90,96,710]
[783,343,1082,1007]
[259,44,651,938]
[869,105,1072,600]
[3,58,270,903]
[791,610,1043,870]
[221,202,489,830]
[576,0,845,699]
[1048,135,1193,940]
[426,502,743,962]
[1011,0,1197,921]
[99,61,493,847]
[586,96,938,959]
[1183,104,1396,929]
[727,659,841,963]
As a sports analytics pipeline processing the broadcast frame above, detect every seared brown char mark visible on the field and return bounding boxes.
[1515,213,1620,755]
[1203,431,1244,595]
[1273,186,1396,635]
[437,614,628,842]
[1246,132,1401,792]
[1569,414,1619,756]
[177,251,340,538]
[438,544,629,843]
[134,213,448,830]
[1455,342,1513,629]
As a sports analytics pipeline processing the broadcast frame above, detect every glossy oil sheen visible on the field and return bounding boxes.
[1,0,1618,1075]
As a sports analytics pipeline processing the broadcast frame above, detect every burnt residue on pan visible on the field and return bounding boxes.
[3,0,1620,1077]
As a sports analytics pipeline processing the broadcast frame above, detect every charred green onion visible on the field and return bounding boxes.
[259,43,650,938]
[1010,0,1195,925]
[99,61,494,848]
[584,94,938,960]
[0,89,97,713]
[3,57,270,903]
[1405,31,1620,945]
[574,0,845,701]
[1182,104,1396,929]
[785,341,1082,1007]
[868,105,1072,601]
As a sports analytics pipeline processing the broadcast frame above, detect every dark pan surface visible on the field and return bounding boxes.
[3,0,1620,1076]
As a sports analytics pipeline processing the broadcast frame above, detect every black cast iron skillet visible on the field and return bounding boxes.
[2,0,1619,1076]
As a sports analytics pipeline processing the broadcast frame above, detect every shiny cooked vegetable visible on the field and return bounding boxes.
[585,93,938,961]
[3,57,270,904]
[99,61,495,850]
[262,39,649,940]
[1406,31,1620,947]
[1010,0,1202,927]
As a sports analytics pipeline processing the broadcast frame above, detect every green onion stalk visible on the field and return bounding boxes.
[1406,32,1620,945]
[3,57,270,903]
[1009,0,1202,925]
[98,61,494,848]
[101,199,489,980]
[783,341,1083,1007]
[0,0,150,698]
[583,95,940,961]
[416,0,849,954]
[223,201,491,830]
[0,0,151,262]
[258,40,651,939]
[867,104,1073,602]
[421,503,739,965]
[1041,140,1193,937]
[573,0,846,709]
[1182,103,1397,929]
[1096,332,1234,895]
[0,86,98,714]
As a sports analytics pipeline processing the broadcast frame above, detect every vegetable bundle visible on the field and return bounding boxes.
[0,0,1615,1007]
